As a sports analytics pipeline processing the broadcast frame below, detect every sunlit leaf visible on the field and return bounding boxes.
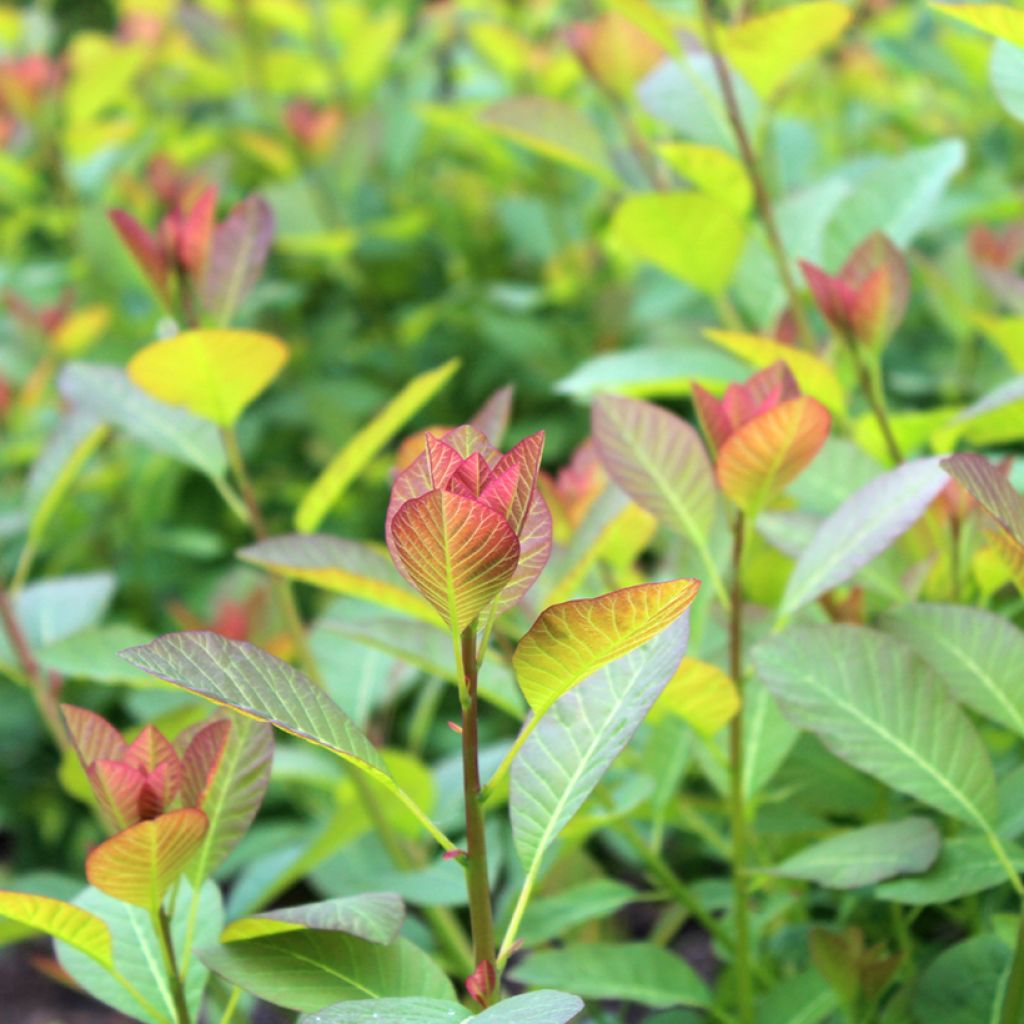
[199,931,455,1012]
[932,2,1024,47]
[514,579,700,714]
[510,943,708,1009]
[766,817,941,889]
[512,618,688,876]
[239,535,437,623]
[0,891,113,968]
[390,489,520,633]
[301,991,584,1024]
[657,142,752,215]
[222,892,404,945]
[882,603,1024,739]
[649,657,739,737]
[753,625,998,828]
[85,808,208,909]
[717,397,831,513]
[780,457,949,618]
[296,359,461,533]
[127,329,289,426]
[607,192,745,295]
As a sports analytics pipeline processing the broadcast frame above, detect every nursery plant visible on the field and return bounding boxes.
[7,1,1024,1023]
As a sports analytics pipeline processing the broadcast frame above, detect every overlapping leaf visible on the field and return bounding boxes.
[649,657,739,737]
[222,892,404,944]
[300,991,584,1024]
[127,329,288,426]
[513,579,700,714]
[0,891,113,967]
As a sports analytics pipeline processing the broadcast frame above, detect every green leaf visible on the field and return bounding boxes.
[37,623,155,686]
[85,808,208,909]
[752,625,997,828]
[592,394,717,550]
[520,879,637,946]
[57,879,222,1024]
[607,192,745,295]
[881,603,1024,739]
[513,579,699,715]
[992,40,1024,123]
[511,618,689,877]
[509,943,709,1010]
[301,990,584,1024]
[479,96,618,185]
[199,931,455,1012]
[766,817,941,889]
[932,2,1024,47]
[755,970,840,1024]
[877,836,1024,905]
[59,363,228,479]
[222,892,404,944]
[779,458,949,619]
[0,891,113,968]
[296,358,461,533]
[240,535,437,623]
[912,936,1011,1024]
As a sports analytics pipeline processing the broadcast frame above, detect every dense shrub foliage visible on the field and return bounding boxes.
[4,1,1024,1023]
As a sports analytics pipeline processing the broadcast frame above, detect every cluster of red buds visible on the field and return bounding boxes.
[284,99,345,156]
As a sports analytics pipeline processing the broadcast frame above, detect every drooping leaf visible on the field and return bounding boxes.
[649,657,739,737]
[222,892,404,944]
[513,579,700,714]
[591,394,717,548]
[716,397,831,514]
[85,808,208,909]
[510,943,709,1010]
[881,603,1024,739]
[779,457,949,618]
[59,363,228,479]
[295,359,461,533]
[200,195,275,325]
[511,618,689,874]
[607,192,745,295]
[57,880,221,1024]
[199,931,455,1012]
[752,625,998,828]
[390,488,520,633]
[479,96,618,185]
[766,817,941,889]
[127,329,289,426]
[301,991,584,1024]
[239,535,437,623]
[0,891,113,968]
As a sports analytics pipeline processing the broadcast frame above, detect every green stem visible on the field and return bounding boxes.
[460,626,497,998]
[697,0,816,350]
[848,341,902,465]
[1002,901,1024,1024]
[727,510,754,1023]
[216,986,241,1024]
[153,906,191,1024]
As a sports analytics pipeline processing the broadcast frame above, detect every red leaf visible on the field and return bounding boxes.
[61,705,127,767]
[178,184,218,272]
[179,718,232,807]
[109,210,169,302]
[466,959,496,1007]
[942,453,1024,546]
[88,760,146,831]
[491,430,545,533]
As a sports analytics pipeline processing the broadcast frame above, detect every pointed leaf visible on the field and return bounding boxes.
[510,943,708,1010]
[766,817,941,889]
[942,451,1024,544]
[240,534,436,623]
[61,704,127,766]
[199,931,455,1012]
[932,3,1024,47]
[222,892,404,944]
[494,490,553,615]
[716,396,831,513]
[86,808,209,909]
[752,625,998,828]
[295,359,461,533]
[109,210,167,300]
[649,657,739,737]
[200,195,274,325]
[780,457,950,618]
[179,718,232,807]
[882,603,1024,740]
[511,617,689,874]
[87,760,146,831]
[470,385,514,446]
[513,579,700,715]
[300,991,584,1024]
[127,329,289,426]
[592,394,717,545]
[0,891,113,968]
[390,489,520,633]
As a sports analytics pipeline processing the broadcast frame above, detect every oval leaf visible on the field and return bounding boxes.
[127,329,289,426]
[0,891,113,968]
[301,991,584,1024]
[222,892,404,945]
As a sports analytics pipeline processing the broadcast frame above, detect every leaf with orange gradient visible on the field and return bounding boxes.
[390,490,520,634]
[0,892,113,968]
[62,704,127,766]
[127,329,288,426]
[87,760,146,831]
[649,658,739,737]
[85,808,208,910]
[179,718,232,808]
[513,579,700,714]
[716,397,831,513]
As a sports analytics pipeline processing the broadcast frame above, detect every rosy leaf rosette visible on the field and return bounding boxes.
[386,426,552,634]
[693,362,830,514]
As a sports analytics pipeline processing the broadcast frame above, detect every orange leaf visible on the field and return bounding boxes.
[716,397,830,513]
[85,808,208,909]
